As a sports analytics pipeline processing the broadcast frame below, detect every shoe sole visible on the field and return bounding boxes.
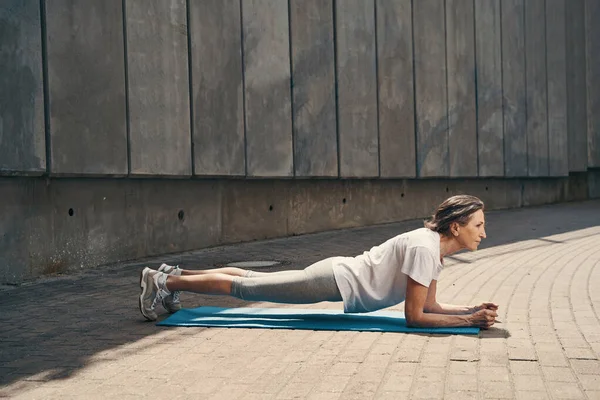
[162,300,182,314]
[139,267,156,321]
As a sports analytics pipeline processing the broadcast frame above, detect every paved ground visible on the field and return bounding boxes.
[1,200,600,400]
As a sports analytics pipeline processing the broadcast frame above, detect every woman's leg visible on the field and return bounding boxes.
[177,267,248,277]
[177,266,297,278]
[159,265,307,314]
[140,258,341,321]
[164,258,341,304]
[165,272,234,295]
[163,268,307,295]
[229,258,342,304]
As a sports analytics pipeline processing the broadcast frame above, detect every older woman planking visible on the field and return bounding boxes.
[139,194,498,329]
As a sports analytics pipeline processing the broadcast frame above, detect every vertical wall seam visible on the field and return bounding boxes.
[239,0,249,177]
[524,0,529,177]
[565,2,572,173]
[544,0,550,176]
[122,0,131,176]
[499,0,507,177]
[333,0,341,178]
[562,1,569,175]
[373,0,381,178]
[444,0,450,177]
[583,0,592,168]
[288,1,293,234]
[581,1,588,171]
[473,0,480,177]
[286,0,294,235]
[411,0,419,178]
[287,0,296,177]
[186,0,195,176]
[499,0,506,178]
[40,0,51,175]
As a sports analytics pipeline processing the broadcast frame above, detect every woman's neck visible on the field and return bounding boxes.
[439,234,462,258]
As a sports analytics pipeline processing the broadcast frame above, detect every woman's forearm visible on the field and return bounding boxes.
[406,311,472,328]
[424,302,473,315]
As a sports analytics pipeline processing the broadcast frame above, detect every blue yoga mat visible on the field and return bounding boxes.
[157,306,480,335]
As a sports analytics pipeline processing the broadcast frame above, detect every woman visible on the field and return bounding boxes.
[139,195,498,328]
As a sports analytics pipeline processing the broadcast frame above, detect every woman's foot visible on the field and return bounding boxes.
[139,267,171,321]
[157,264,182,313]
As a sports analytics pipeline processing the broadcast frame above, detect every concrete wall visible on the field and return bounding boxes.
[0,1,45,175]
[1,0,599,283]
[0,174,592,284]
[1,0,598,180]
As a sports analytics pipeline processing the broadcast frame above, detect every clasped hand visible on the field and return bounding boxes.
[470,302,499,329]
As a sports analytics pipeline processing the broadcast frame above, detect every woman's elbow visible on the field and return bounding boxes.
[422,304,436,314]
[405,312,423,327]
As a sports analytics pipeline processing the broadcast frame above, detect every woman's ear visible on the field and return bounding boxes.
[450,222,459,237]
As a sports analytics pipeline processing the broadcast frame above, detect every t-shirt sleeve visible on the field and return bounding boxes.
[400,246,438,288]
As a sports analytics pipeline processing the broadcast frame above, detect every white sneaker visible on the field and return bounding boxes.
[157,264,182,313]
[139,267,170,321]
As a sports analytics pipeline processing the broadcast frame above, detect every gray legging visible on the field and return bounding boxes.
[230,257,343,304]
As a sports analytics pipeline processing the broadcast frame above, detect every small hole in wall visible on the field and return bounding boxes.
[446,187,449,193]
[269,205,274,212]
[178,210,185,221]
[342,198,347,204]
[401,193,405,198]
[68,208,74,217]
[485,186,489,191]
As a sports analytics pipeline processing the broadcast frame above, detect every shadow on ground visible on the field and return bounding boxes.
[0,199,598,389]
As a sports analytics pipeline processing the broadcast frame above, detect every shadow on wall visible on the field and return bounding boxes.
[0,199,599,394]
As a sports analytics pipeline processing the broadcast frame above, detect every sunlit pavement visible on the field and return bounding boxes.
[1,200,600,399]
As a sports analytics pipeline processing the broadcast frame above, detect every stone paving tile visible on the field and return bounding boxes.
[446,374,478,392]
[1,200,600,399]
[448,362,477,377]
[444,391,479,400]
[516,391,550,400]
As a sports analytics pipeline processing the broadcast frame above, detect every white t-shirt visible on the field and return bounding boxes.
[332,227,443,313]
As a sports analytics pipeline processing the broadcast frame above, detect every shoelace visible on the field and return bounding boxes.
[172,290,181,304]
[159,265,181,305]
[151,288,169,311]
[170,266,181,304]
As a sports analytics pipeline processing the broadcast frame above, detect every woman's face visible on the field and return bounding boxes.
[455,210,486,250]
